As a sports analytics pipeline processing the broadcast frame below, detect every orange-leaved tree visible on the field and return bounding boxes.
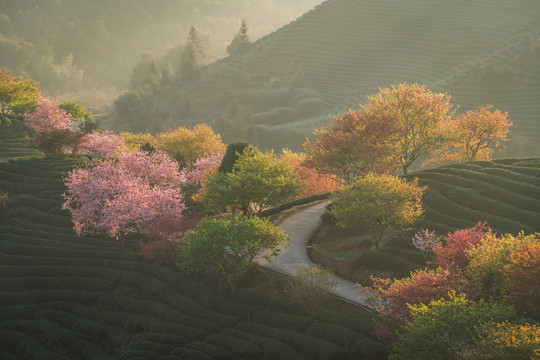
[362,83,454,175]
[303,110,400,184]
[280,150,342,198]
[427,105,512,165]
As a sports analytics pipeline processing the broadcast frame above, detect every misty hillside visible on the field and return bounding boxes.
[117,0,540,152]
[0,0,320,93]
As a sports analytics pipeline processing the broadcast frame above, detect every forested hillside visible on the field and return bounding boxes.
[0,0,320,94]
[112,0,540,153]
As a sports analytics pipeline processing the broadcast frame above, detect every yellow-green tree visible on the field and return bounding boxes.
[120,131,157,152]
[330,173,426,249]
[157,124,225,168]
[197,148,303,215]
[362,83,454,175]
[0,67,41,123]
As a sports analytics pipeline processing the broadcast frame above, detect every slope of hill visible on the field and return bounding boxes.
[127,0,540,152]
[408,158,540,235]
[312,158,540,281]
[0,0,321,94]
[0,157,381,360]
[0,123,41,162]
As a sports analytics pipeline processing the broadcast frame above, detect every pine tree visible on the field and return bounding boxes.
[128,52,158,91]
[178,43,200,83]
[227,18,252,56]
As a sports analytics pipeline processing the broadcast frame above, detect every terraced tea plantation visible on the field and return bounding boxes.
[155,0,539,151]
[0,157,381,360]
[409,158,540,236]
[0,124,41,162]
[314,158,540,281]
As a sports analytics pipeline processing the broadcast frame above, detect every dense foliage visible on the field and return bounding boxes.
[303,110,400,183]
[63,151,186,243]
[361,223,540,359]
[177,213,289,289]
[330,173,426,248]
[197,148,303,216]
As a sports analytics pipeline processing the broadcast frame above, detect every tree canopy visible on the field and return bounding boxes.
[198,148,303,215]
[362,83,454,175]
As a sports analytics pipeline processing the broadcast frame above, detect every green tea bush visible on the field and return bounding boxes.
[266,294,308,316]
[205,333,262,359]
[0,276,115,292]
[0,329,59,359]
[380,247,429,265]
[253,310,314,333]
[35,308,132,348]
[237,321,347,360]
[355,251,418,276]
[169,347,212,360]
[306,322,369,348]
[231,288,271,309]
[221,327,302,360]
[185,341,233,360]
[120,349,161,360]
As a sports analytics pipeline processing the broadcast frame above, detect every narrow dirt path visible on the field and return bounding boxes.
[261,200,375,310]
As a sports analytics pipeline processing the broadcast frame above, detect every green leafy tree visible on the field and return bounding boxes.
[330,173,425,249]
[0,67,41,123]
[59,100,96,133]
[198,148,303,215]
[390,292,516,360]
[177,213,289,289]
[227,18,252,56]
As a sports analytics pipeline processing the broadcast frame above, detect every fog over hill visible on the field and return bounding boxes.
[114,0,539,153]
[0,0,321,93]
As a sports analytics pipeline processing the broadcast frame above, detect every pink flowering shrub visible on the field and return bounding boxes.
[430,222,490,271]
[182,153,223,186]
[78,130,125,157]
[362,268,466,342]
[24,97,72,132]
[63,150,186,243]
[412,229,439,252]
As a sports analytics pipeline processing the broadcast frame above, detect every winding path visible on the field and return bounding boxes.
[261,200,375,310]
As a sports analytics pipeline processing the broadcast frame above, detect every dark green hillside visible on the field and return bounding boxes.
[0,158,381,360]
[407,158,540,236]
[0,123,41,162]
[126,0,540,152]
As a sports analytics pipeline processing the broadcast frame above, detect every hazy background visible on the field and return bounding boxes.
[0,0,321,94]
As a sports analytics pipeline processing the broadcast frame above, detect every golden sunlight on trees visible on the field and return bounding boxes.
[303,110,400,184]
[330,173,426,249]
[362,83,454,175]
[427,105,512,165]
[0,67,41,123]
[157,124,225,168]
[197,148,303,216]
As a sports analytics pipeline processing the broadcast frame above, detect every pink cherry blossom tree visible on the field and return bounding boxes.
[78,130,125,157]
[24,97,77,156]
[182,152,223,186]
[63,150,186,246]
[24,97,73,132]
